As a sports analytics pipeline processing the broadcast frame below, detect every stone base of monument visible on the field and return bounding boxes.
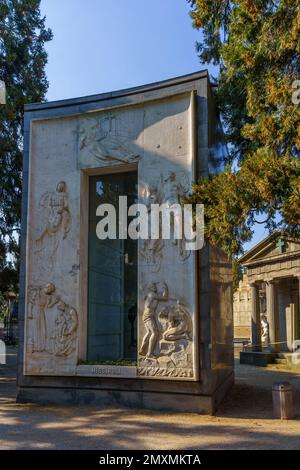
[17,370,234,414]
[240,351,277,366]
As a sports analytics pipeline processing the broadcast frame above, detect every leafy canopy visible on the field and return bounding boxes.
[0,0,52,293]
[187,0,300,255]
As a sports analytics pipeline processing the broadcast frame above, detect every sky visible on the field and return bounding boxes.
[40,0,206,101]
[40,0,268,251]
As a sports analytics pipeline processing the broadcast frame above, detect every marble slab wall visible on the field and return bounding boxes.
[24,92,198,380]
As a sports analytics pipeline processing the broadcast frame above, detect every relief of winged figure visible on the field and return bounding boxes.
[79,114,140,164]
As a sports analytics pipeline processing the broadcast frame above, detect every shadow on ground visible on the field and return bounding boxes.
[0,346,300,450]
[218,359,300,420]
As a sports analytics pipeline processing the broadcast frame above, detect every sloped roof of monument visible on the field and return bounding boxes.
[24,69,209,112]
[239,231,282,264]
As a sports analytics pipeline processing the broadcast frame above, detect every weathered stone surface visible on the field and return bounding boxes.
[24,91,198,380]
[18,72,234,413]
[76,365,137,379]
[233,275,251,339]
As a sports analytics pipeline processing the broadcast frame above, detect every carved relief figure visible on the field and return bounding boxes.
[140,182,164,272]
[27,283,78,357]
[139,282,168,359]
[138,282,194,378]
[160,301,193,342]
[163,171,187,206]
[157,301,193,368]
[140,172,191,270]
[27,283,60,353]
[79,113,140,164]
[35,181,71,274]
[163,171,191,261]
[53,301,78,356]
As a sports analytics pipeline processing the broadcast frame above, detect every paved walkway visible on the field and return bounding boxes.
[0,347,300,450]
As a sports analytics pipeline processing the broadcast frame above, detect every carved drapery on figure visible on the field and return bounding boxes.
[139,182,165,272]
[163,171,191,262]
[27,283,78,357]
[140,172,191,272]
[53,301,78,356]
[138,282,194,378]
[35,181,71,275]
[78,114,140,165]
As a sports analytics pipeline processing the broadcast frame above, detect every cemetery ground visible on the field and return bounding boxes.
[0,346,300,450]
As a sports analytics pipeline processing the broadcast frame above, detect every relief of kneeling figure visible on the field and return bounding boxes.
[27,283,78,358]
[52,301,78,357]
[158,302,193,367]
[161,302,193,342]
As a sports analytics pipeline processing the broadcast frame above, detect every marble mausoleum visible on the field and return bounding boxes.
[17,71,233,414]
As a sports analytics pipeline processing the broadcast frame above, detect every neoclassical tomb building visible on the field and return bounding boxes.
[233,274,266,341]
[238,232,300,355]
[18,71,233,413]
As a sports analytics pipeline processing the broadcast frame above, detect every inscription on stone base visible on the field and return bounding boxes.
[138,367,194,379]
[76,365,137,378]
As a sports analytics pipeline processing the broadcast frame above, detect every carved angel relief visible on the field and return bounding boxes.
[163,171,191,262]
[139,182,164,272]
[78,113,140,165]
[138,282,194,378]
[27,283,78,358]
[35,181,71,276]
[140,171,191,272]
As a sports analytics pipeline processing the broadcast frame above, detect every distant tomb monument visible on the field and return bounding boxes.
[236,233,300,365]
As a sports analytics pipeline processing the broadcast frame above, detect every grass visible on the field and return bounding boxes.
[78,359,137,367]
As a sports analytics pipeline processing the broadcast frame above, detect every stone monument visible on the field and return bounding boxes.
[17,71,233,414]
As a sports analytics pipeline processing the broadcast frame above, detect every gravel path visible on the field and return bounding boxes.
[0,347,300,450]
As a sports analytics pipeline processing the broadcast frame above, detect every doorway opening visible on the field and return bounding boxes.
[87,171,138,363]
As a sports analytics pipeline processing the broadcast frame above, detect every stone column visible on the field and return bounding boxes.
[250,283,261,351]
[266,280,277,352]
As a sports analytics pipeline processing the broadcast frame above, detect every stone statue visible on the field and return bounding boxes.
[139,282,168,359]
[261,314,270,346]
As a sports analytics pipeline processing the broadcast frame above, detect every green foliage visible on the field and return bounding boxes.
[0,292,9,322]
[187,0,300,255]
[78,359,137,367]
[0,0,52,293]
[232,258,242,292]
